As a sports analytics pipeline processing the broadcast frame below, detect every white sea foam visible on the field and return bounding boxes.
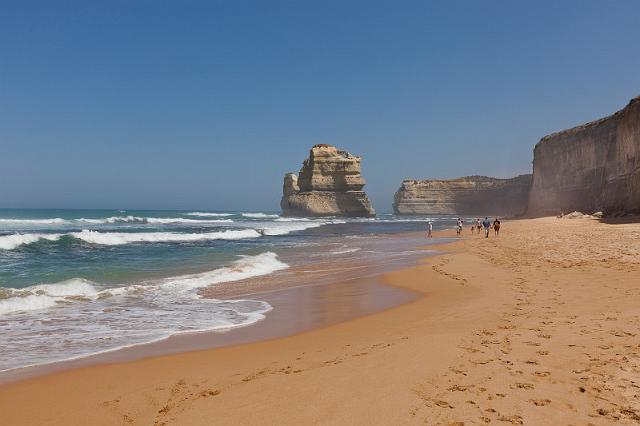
[0,220,338,250]
[76,216,146,224]
[0,253,287,316]
[241,212,280,218]
[0,294,60,315]
[70,229,260,245]
[330,247,361,254]
[145,217,234,224]
[259,219,345,236]
[0,233,62,250]
[0,253,287,371]
[0,278,99,315]
[76,216,233,225]
[160,251,289,291]
[0,218,66,225]
[260,222,324,235]
[185,212,234,217]
[31,279,99,298]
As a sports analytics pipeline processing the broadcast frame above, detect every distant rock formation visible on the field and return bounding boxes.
[528,96,640,216]
[281,145,376,217]
[393,175,532,216]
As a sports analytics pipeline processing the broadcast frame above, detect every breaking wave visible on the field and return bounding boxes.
[0,218,66,225]
[0,252,288,371]
[0,252,287,316]
[259,222,325,235]
[0,233,62,250]
[0,219,343,250]
[241,212,280,218]
[0,229,259,250]
[76,216,234,224]
[185,212,234,217]
[69,229,261,245]
[158,251,289,291]
[0,278,99,315]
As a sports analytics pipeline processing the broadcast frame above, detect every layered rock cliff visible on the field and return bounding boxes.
[393,175,532,216]
[528,96,640,216]
[281,145,376,217]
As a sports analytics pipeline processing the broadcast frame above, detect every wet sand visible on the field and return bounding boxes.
[0,274,418,384]
[0,232,434,384]
[2,217,640,424]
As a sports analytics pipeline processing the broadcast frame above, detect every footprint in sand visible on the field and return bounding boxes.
[498,414,524,424]
[449,367,468,376]
[530,398,552,406]
[447,384,471,392]
[470,358,494,365]
[101,399,120,407]
[514,382,534,390]
[434,399,454,408]
[198,389,221,398]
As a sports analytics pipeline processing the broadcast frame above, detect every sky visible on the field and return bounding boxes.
[1,1,639,212]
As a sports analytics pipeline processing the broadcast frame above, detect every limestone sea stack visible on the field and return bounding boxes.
[393,175,532,216]
[528,96,640,216]
[280,144,376,217]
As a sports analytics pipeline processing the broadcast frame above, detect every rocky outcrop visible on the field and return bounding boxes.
[393,175,532,216]
[528,96,640,216]
[281,145,376,217]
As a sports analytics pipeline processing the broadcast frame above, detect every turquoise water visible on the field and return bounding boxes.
[0,208,457,372]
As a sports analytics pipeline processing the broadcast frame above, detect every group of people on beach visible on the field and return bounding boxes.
[457,217,500,238]
[426,217,501,239]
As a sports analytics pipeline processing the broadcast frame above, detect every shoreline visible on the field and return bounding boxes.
[0,272,420,385]
[0,230,441,385]
[2,217,639,424]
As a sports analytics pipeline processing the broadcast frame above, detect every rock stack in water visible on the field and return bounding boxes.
[528,96,640,216]
[280,144,376,217]
[393,175,532,216]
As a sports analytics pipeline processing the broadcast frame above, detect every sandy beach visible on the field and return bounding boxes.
[2,217,640,425]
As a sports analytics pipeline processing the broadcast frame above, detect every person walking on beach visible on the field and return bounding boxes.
[427,221,433,238]
[482,217,491,238]
[476,218,482,235]
[493,218,501,236]
[456,218,463,236]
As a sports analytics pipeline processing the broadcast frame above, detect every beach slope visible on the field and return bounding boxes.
[1,217,639,424]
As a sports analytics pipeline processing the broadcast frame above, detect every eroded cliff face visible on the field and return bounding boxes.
[528,96,640,216]
[281,145,376,217]
[393,175,532,216]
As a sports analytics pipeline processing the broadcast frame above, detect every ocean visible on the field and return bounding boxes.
[0,208,460,373]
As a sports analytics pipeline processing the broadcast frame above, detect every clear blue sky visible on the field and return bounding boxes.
[1,1,639,212]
